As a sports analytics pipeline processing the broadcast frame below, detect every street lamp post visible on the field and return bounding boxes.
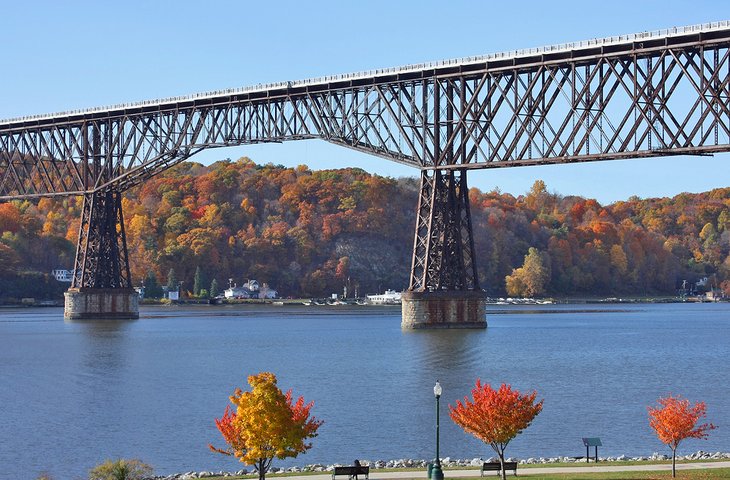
[431,381,444,480]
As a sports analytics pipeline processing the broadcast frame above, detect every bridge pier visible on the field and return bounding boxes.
[401,290,486,329]
[65,190,138,320]
[64,288,139,320]
[402,169,486,329]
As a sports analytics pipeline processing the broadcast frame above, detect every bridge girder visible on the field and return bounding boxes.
[2,26,730,199]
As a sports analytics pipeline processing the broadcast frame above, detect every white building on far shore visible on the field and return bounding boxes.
[51,269,74,282]
[366,289,402,305]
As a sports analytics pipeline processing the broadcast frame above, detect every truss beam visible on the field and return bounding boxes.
[2,29,730,199]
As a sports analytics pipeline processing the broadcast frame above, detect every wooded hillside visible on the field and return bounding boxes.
[1,157,728,301]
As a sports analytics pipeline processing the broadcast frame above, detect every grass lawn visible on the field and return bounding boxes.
[477,469,730,479]
[516,460,728,470]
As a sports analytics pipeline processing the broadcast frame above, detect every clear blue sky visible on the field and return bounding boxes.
[1,0,728,204]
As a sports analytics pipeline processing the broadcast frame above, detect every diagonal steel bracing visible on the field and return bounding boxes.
[3,24,730,199]
[71,190,131,289]
[410,169,478,292]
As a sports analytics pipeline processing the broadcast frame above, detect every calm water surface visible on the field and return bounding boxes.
[0,303,728,479]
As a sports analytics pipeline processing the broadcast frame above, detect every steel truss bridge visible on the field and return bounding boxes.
[1,22,730,315]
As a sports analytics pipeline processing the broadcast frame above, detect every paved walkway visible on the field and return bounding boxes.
[280,461,730,479]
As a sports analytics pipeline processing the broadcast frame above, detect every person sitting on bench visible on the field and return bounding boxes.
[353,460,362,480]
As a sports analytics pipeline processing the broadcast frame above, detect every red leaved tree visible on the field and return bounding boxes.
[449,381,543,480]
[648,395,717,477]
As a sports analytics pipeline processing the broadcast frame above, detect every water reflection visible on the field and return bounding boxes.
[395,328,491,461]
[68,319,135,392]
[67,317,136,332]
[406,328,488,372]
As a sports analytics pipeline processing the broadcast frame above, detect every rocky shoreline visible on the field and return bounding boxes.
[146,451,730,479]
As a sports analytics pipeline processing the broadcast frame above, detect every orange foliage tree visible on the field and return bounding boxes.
[209,372,323,480]
[648,395,717,477]
[449,381,543,480]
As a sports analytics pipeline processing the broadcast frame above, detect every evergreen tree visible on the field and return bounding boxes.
[167,268,178,293]
[210,278,219,298]
[193,266,204,297]
[144,272,164,298]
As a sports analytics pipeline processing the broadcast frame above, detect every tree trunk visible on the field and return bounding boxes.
[258,459,266,480]
[671,447,676,478]
[498,451,507,480]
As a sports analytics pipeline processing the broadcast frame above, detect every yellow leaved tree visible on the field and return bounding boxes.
[209,372,322,480]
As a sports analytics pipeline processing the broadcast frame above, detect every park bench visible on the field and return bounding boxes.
[480,461,517,476]
[331,465,370,480]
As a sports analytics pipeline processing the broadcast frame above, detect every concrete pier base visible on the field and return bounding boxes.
[401,290,487,329]
[64,288,139,320]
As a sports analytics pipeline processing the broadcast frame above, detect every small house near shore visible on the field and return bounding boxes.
[224,286,252,299]
[224,279,278,299]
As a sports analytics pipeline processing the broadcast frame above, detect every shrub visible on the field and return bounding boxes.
[88,459,153,480]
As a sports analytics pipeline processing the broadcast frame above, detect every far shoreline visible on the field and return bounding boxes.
[2,294,727,309]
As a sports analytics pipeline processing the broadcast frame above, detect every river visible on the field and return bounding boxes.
[0,303,728,479]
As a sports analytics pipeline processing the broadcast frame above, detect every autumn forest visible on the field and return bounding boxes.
[1,157,729,302]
